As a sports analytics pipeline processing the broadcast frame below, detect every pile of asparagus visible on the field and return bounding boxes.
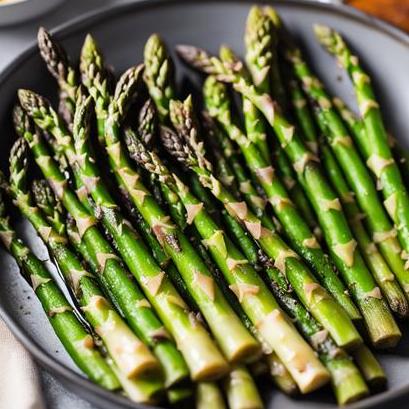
[2,4,409,407]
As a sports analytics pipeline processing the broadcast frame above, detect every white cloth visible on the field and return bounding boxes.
[0,318,45,409]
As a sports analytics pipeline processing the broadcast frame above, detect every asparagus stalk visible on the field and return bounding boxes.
[243,7,272,161]
[0,188,119,390]
[17,190,163,403]
[14,102,189,387]
[271,137,321,235]
[80,34,112,140]
[177,46,401,348]
[315,25,409,268]
[199,112,270,264]
[174,198,298,395]
[223,366,264,409]
[165,99,360,346]
[9,139,164,386]
[332,96,409,191]
[164,100,374,402]
[144,34,177,122]
[100,67,261,364]
[127,124,345,396]
[264,353,299,395]
[243,13,319,233]
[287,45,409,309]
[77,91,234,377]
[37,27,78,125]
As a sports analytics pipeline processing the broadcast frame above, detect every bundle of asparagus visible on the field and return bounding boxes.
[3,4,408,408]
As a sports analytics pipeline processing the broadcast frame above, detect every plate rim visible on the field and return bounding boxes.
[0,1,408,408]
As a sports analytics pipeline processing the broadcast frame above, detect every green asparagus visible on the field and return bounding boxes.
[177,45,401,348]
[287,44,409,309]
[315,25,409,271]
[0,186,119,390]
[14,101,189,387]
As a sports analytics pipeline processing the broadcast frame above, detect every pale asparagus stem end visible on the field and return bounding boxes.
[361,298,401,348]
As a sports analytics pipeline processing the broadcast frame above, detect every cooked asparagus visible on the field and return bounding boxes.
[14,101,189,387]
[177,45,401,349]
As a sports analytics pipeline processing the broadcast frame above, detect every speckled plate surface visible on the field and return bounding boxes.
[0,1,408,408]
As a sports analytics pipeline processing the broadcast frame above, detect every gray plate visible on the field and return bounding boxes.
[0,1,408,408]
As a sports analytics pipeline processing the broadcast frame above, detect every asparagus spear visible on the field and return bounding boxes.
[80,34,112,140]
[198,112,269,265]
[302,109,408,317]
[143,35,275,273]
[353,345,386,390]
[144,33,176,122]
[129,117,374,403]
[14,102,189,387]
[220,45,317,239]
[332,96,409,192]
[9,138,165,384]
[0,188,119,390]
[37,27,78,125]
[177,46,401,348]
[171,191,298,395]
[224,366,264,409]
[315,26,409,269]
[287,45,409,309]
[145,32,359,401]
[243,7,272,161]
[165,100,374,402]
[62,194,199,405]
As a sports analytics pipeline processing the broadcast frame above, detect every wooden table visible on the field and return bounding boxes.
[348,0,409,32]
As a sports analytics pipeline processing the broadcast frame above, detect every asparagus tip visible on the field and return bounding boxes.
[82,33,98,54]
[17,88,48,118]
[262,5,281,28]
[313,24,338,51]
[175,45,214,74]
[246,5,264,29]
[137,98,157,147]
